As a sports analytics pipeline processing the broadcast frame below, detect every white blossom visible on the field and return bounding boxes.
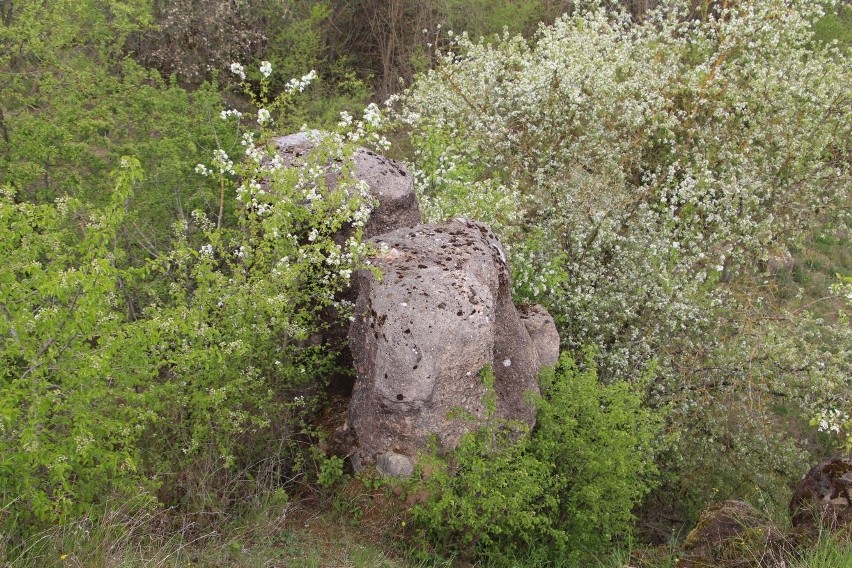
[284,70,317,94]
[220,109,243,120]
[257,108,271,125]
[229,62,246,80]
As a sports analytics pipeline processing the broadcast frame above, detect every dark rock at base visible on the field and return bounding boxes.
[790,456,852,539]
[680,500,787,568]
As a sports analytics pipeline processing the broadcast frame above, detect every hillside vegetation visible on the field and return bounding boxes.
[0,0,849,566]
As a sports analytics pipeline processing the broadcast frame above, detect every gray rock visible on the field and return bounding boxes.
[272,131,420,239]
[376,451,414,478]
[518,304,561,368]
[347,219,560,471]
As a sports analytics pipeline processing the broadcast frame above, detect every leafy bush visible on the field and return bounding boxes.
[127,0,370,127]
[411,353,660,564]
[0,0,243,262]
[0,161,155,534]
[0,63,380,545]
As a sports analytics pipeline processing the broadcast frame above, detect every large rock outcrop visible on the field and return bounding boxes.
[345,219,560,473]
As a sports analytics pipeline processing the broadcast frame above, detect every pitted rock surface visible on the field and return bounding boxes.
[346,219,560,471]
[273,131,421,239]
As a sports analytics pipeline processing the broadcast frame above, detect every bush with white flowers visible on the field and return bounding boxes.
[394,0,849,381]
[392,0,851,519]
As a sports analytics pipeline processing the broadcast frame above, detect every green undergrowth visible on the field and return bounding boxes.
[3,489,851,567]
[793,531,852,568]
[0,495,413,568]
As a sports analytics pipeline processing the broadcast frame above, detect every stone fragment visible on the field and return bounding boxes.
[376,451,414,478]
[518,303,560,368]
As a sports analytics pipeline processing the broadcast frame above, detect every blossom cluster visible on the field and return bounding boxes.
[284,70,317,94]
[394,0,849,381]
[229,62,246,80]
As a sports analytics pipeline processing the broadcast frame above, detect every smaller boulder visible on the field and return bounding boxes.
[790,457,852,535]
[376,452,414,478]
[680,500,786,568]
[518,304,560,368]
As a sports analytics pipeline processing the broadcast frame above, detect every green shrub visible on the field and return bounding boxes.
[410,353,661,565]
[0,62,382,548]
[0,0,240,261]
[0,160,156,534]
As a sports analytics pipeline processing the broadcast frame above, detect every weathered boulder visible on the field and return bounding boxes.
[345,219,560,472]
[680,500,786,568]
[272,131,421,239]
[790,457,852,536]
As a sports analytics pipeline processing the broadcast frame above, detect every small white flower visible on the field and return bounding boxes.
[363,103,382,127]
[257,108,271,125]
[229,62,246,80]
[260,60,272,78]
[199,244,214,257]
[338,110,353,128]
[284,70,317,94]
[220,109,243,120]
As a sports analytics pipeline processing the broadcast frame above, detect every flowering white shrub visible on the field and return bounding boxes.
[392,0,851,517]
[393,0,850,382]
